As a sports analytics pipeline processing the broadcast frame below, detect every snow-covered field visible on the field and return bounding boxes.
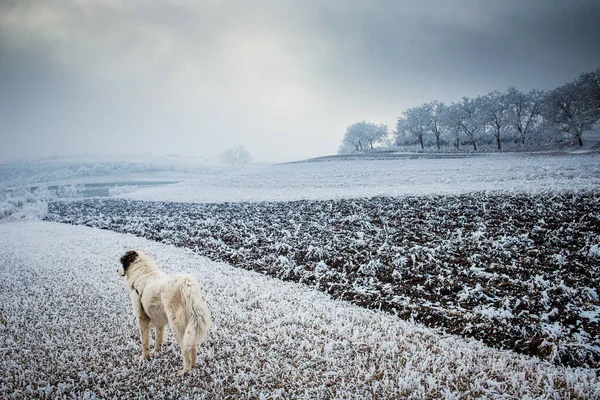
[2,152,600,206]
[120,152,600,203]
[1,152,599,398]
[1,222,599,399]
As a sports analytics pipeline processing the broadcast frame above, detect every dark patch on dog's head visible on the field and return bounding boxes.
[120,250,138,273]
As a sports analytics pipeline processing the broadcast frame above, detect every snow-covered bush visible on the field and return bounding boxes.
[0,185,83,220]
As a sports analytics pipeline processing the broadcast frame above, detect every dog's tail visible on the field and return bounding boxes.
[180,275,212,350]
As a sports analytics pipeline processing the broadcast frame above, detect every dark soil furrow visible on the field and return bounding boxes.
[45,191,600,368]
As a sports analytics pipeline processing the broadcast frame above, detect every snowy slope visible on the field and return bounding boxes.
[0,221,598,399]
[122,152,600,203]
[2,152,599,206]
[0,154,221,220]
[0,153,222,188]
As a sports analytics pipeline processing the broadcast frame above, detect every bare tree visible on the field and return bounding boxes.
[506,87,543,147]
[479,91,510,151]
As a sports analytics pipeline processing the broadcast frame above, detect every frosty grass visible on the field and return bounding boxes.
[0,222,599,399]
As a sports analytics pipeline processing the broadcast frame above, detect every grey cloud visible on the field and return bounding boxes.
[308,0,600,98]
[1,0,598,162]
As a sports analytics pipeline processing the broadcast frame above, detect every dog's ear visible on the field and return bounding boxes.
[120,250,138,271]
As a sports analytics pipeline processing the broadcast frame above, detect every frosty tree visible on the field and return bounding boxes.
[340,121,388,152]
[542,74,599,146]
[505,87,543,147]
[395,101,447,150]
[445,97,483,151]
[425,101,447,150]
[219,145,253,166]
[577,67,600,117]
[396,105,430,150]
[393,118,418,147]
[479,91,510,151]
[338,67,599,152]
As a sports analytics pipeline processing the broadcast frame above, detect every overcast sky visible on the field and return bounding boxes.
[1,0,599,162]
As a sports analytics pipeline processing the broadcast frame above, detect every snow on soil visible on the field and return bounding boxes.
[0,222,598,399]
[46,191,600,369]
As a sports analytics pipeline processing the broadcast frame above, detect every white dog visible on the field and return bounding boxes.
[118,250,211,375]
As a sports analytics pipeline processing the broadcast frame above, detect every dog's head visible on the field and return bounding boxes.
[118,250,139,276]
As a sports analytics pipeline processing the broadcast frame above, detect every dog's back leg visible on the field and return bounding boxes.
[165,312,192,375]
[177,321,197,375]
[153,325,166,354]
[178,348,193,376]
[167,313,185,345]
[191,344,197,368]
